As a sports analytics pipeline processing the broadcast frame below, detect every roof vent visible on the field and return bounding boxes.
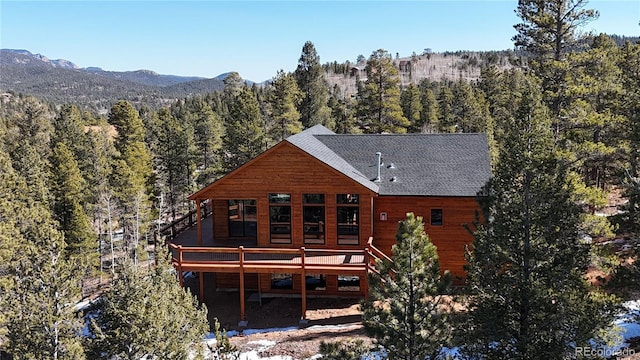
[391,176,398,182]
[387,162,396,169]
[374,152,382,183]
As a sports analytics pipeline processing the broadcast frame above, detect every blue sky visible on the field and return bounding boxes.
[1,1,638,82]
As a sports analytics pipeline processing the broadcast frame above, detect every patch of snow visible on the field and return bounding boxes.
[242,327,298,336]
[616,300,640,342]
[74,297,98,312]
[305,324,361,332]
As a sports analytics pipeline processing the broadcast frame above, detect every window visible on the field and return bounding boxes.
[303,194,325,244]
[338,275,360,292]
[271,273,293,290]
[431,208,443,226]
[337,194,359,245]
[269,194,291,244]
[228,200,257,237]
[306,274,326,291]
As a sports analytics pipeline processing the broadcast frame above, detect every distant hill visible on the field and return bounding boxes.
[323,50,520,97]
[0,49,226,112]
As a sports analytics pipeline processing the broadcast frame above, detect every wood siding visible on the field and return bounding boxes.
[373,196,480,283]
[200,142,375,250]
[191,142,482,292]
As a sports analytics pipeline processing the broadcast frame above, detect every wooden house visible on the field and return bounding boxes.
[171,125,491,321]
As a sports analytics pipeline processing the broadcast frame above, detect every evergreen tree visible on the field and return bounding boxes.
[294,41,333,129]
[267,70,303,141]
[190,98,224,187]
[451,80,491,133]
[513,0,599,118]
[108,100,153,266]
[88,252,209,359]
[220,86,267,172]
[0,147,85,359]
[437,86,456,133]
[328,86,359,134]
[620,41,640,231]
[560,34,624,238]
[362,212,452,360]
[463,72,617,359]
[6,235,86,360]
[417,86,439,133]
[2,96,55,205]
[222,71,244,98]
[358,49,409,134]
[53,104,92,180]
[51,142,97,280]
[400,83,423,133]
[153,108,197,221]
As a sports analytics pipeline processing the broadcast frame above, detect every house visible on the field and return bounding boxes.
[171,124,491,322]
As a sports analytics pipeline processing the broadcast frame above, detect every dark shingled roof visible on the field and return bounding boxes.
[287,125,491,197]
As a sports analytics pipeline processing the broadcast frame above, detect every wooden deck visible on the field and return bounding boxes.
[168,238,390,323]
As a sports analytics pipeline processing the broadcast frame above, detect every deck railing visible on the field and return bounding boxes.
[169,237,391,321]
[158,202,212,241]
[168,237,389,277]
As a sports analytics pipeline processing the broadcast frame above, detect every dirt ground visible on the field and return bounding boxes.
[185,274,372,359]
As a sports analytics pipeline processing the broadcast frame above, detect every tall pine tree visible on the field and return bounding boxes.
[294,41,332,129]
[363,213,452,360]
[463,72,617,359]
[220,86,267,173]
[267,70,303,141]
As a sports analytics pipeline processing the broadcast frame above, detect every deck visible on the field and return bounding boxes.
[168,215,390,323]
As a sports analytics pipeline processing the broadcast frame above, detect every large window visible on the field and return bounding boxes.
[337,194,359,245]
[303,194,325,244]
[227,200,257,237]
[269,193,291,244]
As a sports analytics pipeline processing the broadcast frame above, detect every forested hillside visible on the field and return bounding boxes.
[1,0,639,358]
[0,49,224,112]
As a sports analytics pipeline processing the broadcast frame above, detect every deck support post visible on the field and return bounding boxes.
[196,199,202,246]
[300,247,307,323]
[177,245,184,287]
[239,246,246,324]
[363,248,370,301]
[211,198,215,243]
[199,271,204,302]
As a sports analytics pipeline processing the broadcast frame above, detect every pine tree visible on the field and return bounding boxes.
[189,98,224,187]
[0,147,85,359]
[620,41,640,231]
[220,86,267,172]
[108,100,153,267]
[451,80,491,133]
[560,34,625,238]
[267,70,303,141]
[417,86,439,133]
[328,86,359,134]
[154,108,197,221]
[6,235,86,360]
[437,86,456,133]
[51,142,98,287]
[513,0,599,118]
[358,49,409,134]
[88,251,209,359]
[53,104,92,180]
[400,83,423,133]
[294,41,333,129]
[463,72,617,359]
[362,212,452,360]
